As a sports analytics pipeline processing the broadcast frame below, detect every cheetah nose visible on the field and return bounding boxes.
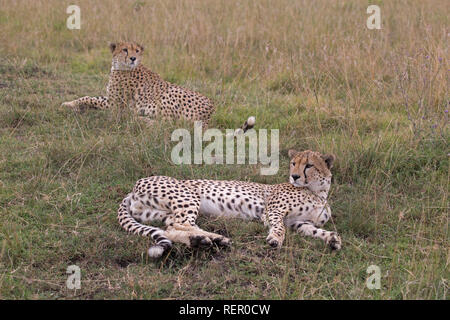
[130,56,136,62]
[291,174,300,180]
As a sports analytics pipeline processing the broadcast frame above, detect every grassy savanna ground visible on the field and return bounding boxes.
[0,0,448,299]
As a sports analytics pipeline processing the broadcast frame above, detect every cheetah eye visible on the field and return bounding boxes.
[123,48,128,53]
[291,162,295,166]
[305,164,313,169]
[136,49,139,53]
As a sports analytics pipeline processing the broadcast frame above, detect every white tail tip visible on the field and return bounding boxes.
[148,245,165,258]
[246,116,256,127]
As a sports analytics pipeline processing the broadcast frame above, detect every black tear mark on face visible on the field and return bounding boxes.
[303,155,311,184]
[123,48,129,63]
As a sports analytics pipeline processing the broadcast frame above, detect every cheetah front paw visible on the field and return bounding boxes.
[327,233,342,251]
[266,235,283,248]
[189,235,213,248]
[212,236,232,248]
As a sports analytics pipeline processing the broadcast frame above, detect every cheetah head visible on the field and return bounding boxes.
[110,42,144,71]
[288,149,335,194]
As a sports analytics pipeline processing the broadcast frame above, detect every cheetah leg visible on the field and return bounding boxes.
[164,222,231,249]
[131,179,230,256]
[185,226,231,248]
[61,96,109,111]
[122,195,173,259]
[291,220,341,250]
[163,194,231,249]
[265,209,287,248]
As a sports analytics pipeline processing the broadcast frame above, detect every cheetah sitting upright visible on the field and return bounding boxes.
[61,41,255,131]
[118,149,341,258]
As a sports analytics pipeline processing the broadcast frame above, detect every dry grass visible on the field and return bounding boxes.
[0,0,448,299]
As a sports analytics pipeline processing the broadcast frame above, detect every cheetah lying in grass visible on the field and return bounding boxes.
[118,149,341,258]
[62,41,255,132]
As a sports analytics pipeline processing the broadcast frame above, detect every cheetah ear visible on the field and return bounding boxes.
[321,154,335,169]
[109,43,117,53]
[288,149,300,159]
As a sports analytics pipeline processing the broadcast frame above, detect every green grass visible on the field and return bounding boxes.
[0,0,448,299]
